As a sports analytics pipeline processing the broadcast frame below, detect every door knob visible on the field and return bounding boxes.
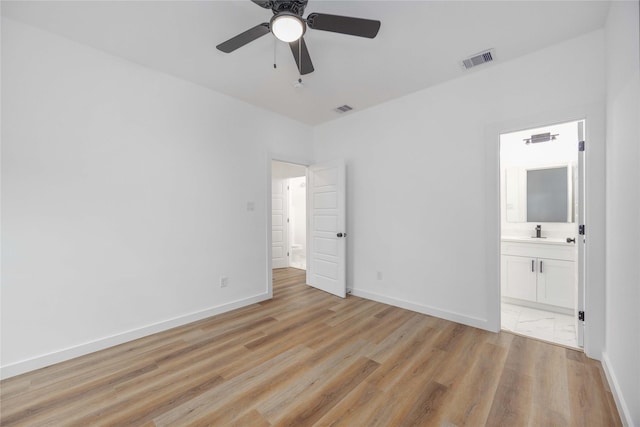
[337,233,343,237]
[566,237,576,243]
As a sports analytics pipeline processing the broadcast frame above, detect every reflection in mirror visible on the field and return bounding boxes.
[527,166,570,222]
[505,165,573,223]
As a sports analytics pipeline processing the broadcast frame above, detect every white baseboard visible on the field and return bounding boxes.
[0,292,270,380]
[601,352,634,427]
[501,296,574,316]
[350,289,490,331]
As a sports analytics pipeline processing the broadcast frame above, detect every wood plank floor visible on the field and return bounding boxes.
[1,268,621,426]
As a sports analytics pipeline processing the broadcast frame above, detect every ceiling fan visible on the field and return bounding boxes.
[216,0,381,75]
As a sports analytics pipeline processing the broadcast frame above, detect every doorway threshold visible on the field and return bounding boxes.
[501,302,580,350]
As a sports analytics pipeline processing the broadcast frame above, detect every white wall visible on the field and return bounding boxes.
[603,2,640,425]
[0,18,313,378]
[313,31,606,342]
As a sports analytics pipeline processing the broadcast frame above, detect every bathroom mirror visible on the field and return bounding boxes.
[527,166,569,222]
[505,165,573,223]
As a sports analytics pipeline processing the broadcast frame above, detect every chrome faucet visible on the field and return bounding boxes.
[535,224,542,238]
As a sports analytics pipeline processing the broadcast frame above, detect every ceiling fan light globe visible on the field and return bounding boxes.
[271,14,305,42]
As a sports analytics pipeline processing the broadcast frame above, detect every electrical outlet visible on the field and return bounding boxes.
[377,271,383,280]
[220,276,229,288]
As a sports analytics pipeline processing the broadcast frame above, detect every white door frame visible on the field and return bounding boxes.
[576,120,586,348]
[266,153,311,298]
[486,103,606,359]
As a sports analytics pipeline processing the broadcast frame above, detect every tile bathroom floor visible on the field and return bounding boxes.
[501,302,578,349]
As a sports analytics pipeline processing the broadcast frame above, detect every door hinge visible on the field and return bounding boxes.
[287,218,290,223]
[578,141,585,152]
[579,225,585,235]
[287,185,290,190]
[578,311,585,321]
[287,252,289,257]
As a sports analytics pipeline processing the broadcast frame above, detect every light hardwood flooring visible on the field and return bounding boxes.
[1,268,621,426]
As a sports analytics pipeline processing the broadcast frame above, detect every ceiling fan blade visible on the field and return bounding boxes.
[216,23,270,53]
[306,13,380,38]
[289,37,314,75]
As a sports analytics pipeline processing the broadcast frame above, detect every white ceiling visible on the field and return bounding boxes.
[2,1,611,125]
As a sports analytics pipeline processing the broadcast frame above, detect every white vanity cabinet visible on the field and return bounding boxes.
[536,258,575,307]
[501,239,576,310]
[502,255,538,301]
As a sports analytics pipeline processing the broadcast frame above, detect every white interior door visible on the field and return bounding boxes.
[576,121,586,347]
[272,178,289,269]
[288,176,307,270]
[307,159,346,298]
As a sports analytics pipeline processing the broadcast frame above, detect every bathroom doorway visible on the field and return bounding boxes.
[271,160,307,271]
[499,119,585,349]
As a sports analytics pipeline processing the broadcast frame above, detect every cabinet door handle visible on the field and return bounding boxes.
[532,260,535,272]
[540,260,543,273]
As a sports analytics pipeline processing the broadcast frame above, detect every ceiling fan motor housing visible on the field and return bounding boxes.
[252,0,308,16]
[269,0,308,16]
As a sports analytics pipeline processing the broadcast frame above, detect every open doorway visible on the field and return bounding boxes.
[269,158,347,298]
[499,119,585,349]
[272,160,307,271]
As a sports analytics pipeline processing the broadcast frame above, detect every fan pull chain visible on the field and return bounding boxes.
[273,39,277,69]
[298,38,302,80]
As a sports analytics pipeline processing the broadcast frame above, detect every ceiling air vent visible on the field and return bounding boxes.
[461,49,495,70]
[334,104,353,114]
